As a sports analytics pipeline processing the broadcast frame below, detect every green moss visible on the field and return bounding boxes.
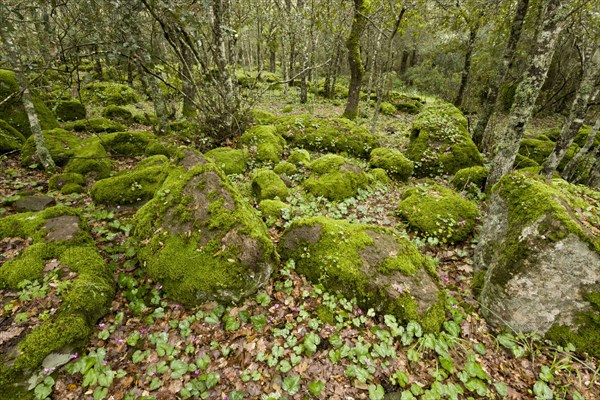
[369,148,414,181]
[406,102,483,177]
[316,305,336,325]
[398,183,480,243]
[380,102,396,115]
[49,172,85,192]
[65,138,113,179]
[101,105,133,125]
[282,105,293,113]
[0,118,25,152]
[279,217,444,331]
[451,166,489,194]
[136,154,169,169]
[251,109,278,125]
[573,125,599,148]
[252,168,289,201]
[54,100,86,122]
[273,161,298,176]
[0,243,46,288]
[81,81,138,106]
[205,147,248,175]
[64,117,126,133]
[304,155,369,201]
[487,172,600,289]
[471,270,485,297]
[259,199,291,222]
[90,164,169,205]
[239,125,286,164]
[99,131,154,156]
[388,91,423,114]
[513,153,539,169]
[0,69,59,137]
[21,128,80,167]
[518,137,555,164]
[133,163,278,305]
[369,168,390,185]
[288,148,311,166]
[310,154,347,174]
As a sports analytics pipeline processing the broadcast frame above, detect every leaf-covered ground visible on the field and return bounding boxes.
[1,148,599,400]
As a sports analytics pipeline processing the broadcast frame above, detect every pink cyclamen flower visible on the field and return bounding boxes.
[70,353,78,360]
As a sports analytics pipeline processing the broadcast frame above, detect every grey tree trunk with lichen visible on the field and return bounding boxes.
[562,115,600,180]
[342,0,368,120]
[485,0,565,191]
[454,21,479,108]
[472,0,530,150]
[541,46,600,177]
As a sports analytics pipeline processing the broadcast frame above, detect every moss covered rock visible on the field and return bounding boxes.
[90,162,169,205]
[517,134,580,170]
[406,103,483,177]
[380,102,396,115]
[474,171,600,356]
[388,91,424,114]
[370,168,391,185]
[133,158,278,305]
[279,217,444,331]
[239,125,286,164]
[21,128,80,167]
[251,109,277,125]
[82,81,138,106]
[101,105,133,125]
[304,154,370,201]
[65,138,113,179]
[0,119,25,153]
[252,169,289,201]
[288,148,311,166]
[514,153,539,169]
[64,117,126,133]
[49,172,85,194]
[54,100,86,122]
[451,166,489,195]
[276,116,380,159]
[259,199,291,223]
[205,147,248,175]
[369,148,414,181]
[0,207,114,395]
[273,161,298,176]
[0,69,59,137]
[398,183,480,243]
[99,131,156,156]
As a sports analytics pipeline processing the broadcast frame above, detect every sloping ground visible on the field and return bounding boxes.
[1,147,599,400]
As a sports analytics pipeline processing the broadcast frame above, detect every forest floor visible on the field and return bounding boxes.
[1,93,599,400]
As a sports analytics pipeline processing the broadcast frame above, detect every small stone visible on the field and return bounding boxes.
[13,196,55,212]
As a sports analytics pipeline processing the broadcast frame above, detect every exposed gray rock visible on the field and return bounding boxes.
[13,196,55,212]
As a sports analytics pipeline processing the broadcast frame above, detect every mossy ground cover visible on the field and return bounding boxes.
[0,86,598,400]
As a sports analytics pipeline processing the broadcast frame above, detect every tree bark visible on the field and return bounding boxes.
[472,0,530,149]
[541,46,600,177]
[454,21,479,108]
[485,0,565,191]
[180,44,197,118]
[343,0,368,120]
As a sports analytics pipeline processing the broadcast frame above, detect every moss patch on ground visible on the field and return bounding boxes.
[65,138,114,179]
[53,100,86,122]
[90,164,170,205]
[205,147,248,175]
[64,117,126,133]
[81,81,138,106]
[369,147,414,181]
[21,128,80,167]
[303,154,370,201]
[252,169,289,201]
[239,125,286,165]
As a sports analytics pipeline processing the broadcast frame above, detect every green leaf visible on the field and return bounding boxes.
[149,377,162,391]
[465,378,488,396]
[93,386,108,400]
[407,321,423,338]
[464,355,489,381]
[308,380,325,396]
[282,374,301,395]
[443,320,460,337]
[494,381,509,398]
[132,349,149,363]
[369,384,385,400]
[251,314,267,331]
[474,342,486,355]
[539,366,553,383]
[393,370,410,387]
[497,333,517,349]
[229,390,245,400]
[278,359,292,373]
[34,376,54,399]
[256,292,271,306]
[170,359,189,379]
[533,381,554,399]
[401,390,417,400]
[407,348,420,362]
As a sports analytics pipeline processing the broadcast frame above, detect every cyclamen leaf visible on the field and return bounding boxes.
[282,374,301,395]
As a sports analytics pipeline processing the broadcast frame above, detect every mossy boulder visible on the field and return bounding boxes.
[54,100,86,122]
[0,119,25,153]
[388,91,424,114]
[451,166,489,195]
[65,138,113,179]
[49,172,85,194]
[90,163,170,205]
[380,102,396,115]
[398,183,480,243]
[370,168,391,185]
[279,217,444,331]
[303,154,370,201]
[0,69,59,137]
[99,131,156,156]
[251,109,277,125]
[239,125,286,164]
[81,81,138,106]
[252,169,289,201]
[369,148,414,181]
[276,116,380,159]
[101,105,134,125]
[573,125,600,149]
[406,103,483,177]
[21,128,80,167]
[474,171,600,356]
[288,148,311,166]
[136,154,170,169]
[517,134,580,170]
[513,153,539,169]
[273,161,298,176]
[133,158,278,305]
[0,207,114,395]
[205,147,248,175]
[64,117,126,133]
[259,199,291,220]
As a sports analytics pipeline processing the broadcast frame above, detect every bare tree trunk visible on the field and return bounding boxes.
[473,0,530,149]
[541,46,600,177]
[256,13,263,72]
[454,21,479,108]
[343,0,368,120]
[180,45,197,118]
[562,115,600,180]
[486,0,565,191]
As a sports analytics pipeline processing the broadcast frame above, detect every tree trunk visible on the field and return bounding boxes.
[343,0,368,120]
[256,15,263,72]
[180,44,197,118]
[485,0,565,191]
[473,0,530,149]
[454,22,479,108]
[541,46,600,177]
[562,115,600,180]
[399,50,410,75]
